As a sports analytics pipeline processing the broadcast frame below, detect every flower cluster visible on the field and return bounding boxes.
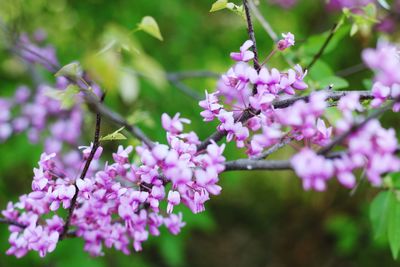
[0,79,84,153]
[200,38,313,157]
[2,111,225,257]
[200,38,400,191]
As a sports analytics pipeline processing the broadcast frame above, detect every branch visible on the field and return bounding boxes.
[224,159,292,171]
[167,77,203,100]
[247,0,278,42]
[306,22,341,71]
[253,137,293,160]
[166,71,220,80]
[197,108,255,151]
[166,71,220,101]
[243,0,261,74]
[0,218,26,228]
[272,90,374,109]
[82,90,155,148]
[318,99,396,155]
[198,90,374,151]
[59,93,104,240]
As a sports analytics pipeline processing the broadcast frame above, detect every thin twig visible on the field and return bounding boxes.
[306,23,340,71]
[59,93,105,240]
[248,0,278,42]
[336,63,366,77]
[82,90,155,148]
[167,77,203,100]
[243,0,261,75]
[318,99,396,155]
[253,137,293,160]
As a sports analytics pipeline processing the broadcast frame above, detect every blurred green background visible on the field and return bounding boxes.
[0,0,399,266]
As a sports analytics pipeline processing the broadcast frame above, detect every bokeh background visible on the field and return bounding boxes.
[0,0,399,266]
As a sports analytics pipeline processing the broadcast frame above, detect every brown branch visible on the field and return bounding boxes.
[59,93,105,240]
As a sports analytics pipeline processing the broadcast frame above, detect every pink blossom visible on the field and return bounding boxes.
[230,40,255,62]
[277,32,295,51]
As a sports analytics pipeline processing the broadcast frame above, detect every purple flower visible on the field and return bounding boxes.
[164,212,185,235]
[230,40,255,62]
[291,148,334,191]
[277,32,295,51]
[166,190,181,214]
[161,113,190,134]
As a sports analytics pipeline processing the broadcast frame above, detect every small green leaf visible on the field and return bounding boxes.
[100,127,127,141]
[137,16,163,41]
[210,0,228,12]
[388,191,400,259]
[370,191,391,239]
[55,62,82,79]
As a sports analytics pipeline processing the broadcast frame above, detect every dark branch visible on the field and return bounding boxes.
[82,90,155,148]
[59,93,104,240]
[0,218,26,228]
[243,0,261,75]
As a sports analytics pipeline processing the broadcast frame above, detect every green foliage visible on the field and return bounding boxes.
[210,0,245,19]
[326,215,360,255]
[55,62,82,79]
[100,127,127,141]
[370,173,400,260]
[137,16,164,41]
[343,4,378,36]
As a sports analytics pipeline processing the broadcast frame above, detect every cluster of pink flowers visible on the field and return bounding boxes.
[0,78,84,153]
[200,38,312,157]
[363,41,400,87]
[2,27,400,259]
[2,110,225,257]
[292,92,399,191]
[0,33,88,155]
[200,37,400,191]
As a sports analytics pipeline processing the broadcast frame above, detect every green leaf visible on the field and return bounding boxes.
[137,16,163,41]
[318,76,349,90]
[370,191,391,239]
[308,60,334,81]
[210,0,228,12]
[391,173,400,190]
[55,62,82,79]
[100,127,127,141]
[388,191,400,259]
